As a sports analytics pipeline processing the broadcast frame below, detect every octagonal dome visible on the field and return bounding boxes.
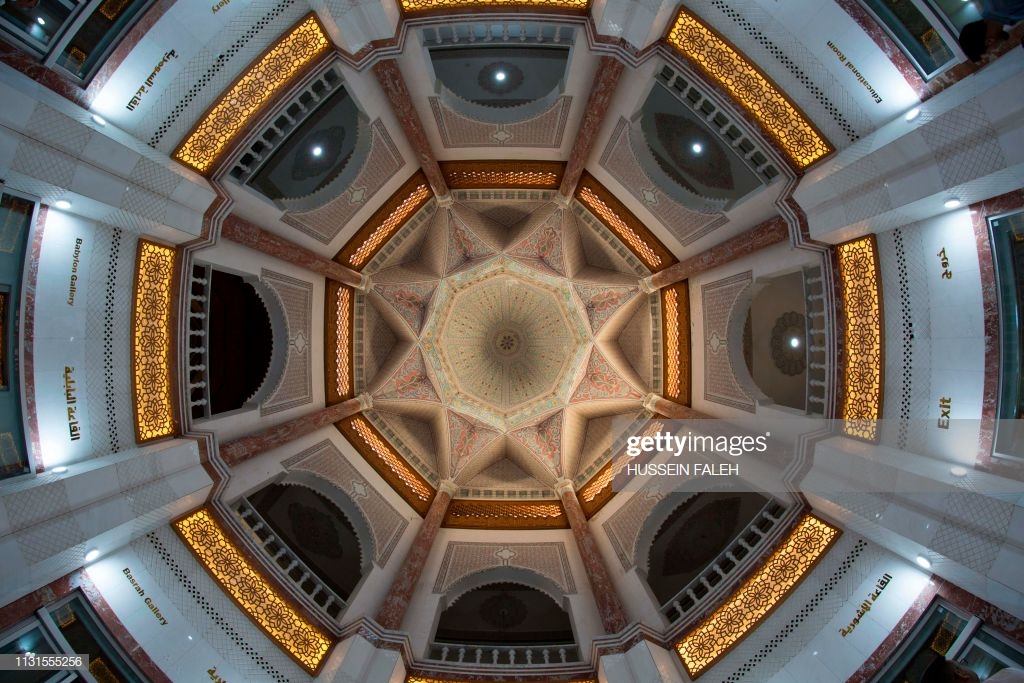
[359,197,656,492]
[425,259,590,428]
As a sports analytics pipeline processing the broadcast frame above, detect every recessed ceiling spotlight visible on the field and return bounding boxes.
[311,145,323,158]
[495,71,506,82]
[904,107,921,122]
[944,197,961,209]
[915,555,932,569]
[91,114,106,126]
[950,466,968,477]
[52,466,68,474]
[37,17,45,25]
[691,142,703,154]
[84,548,100,563]
[54,200,72,210]
[789,337,800,348]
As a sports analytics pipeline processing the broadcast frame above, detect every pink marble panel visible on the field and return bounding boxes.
[220,398,362,466]
[561,489,628,635]
[650,215,789,289]
[371,59,448,196]
[970,190,1024,478]
[374,489,450,631]
[22,206,46,471]
[560,56,624,197]
[220,213,362,286]
[0,570,171,683]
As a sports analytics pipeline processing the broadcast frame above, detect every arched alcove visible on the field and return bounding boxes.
[246,483,365,601]
[435,582,574,647]
[206,269,288,416]
[640,491,770,607]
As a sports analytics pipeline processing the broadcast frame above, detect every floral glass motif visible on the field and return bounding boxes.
[836,236,883,440]
[174,16,330,174]
[174,509,332,672]
[132,240,176,441]
[666,8,831,169]
[675,515,839,678]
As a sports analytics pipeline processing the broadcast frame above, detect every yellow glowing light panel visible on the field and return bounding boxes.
[663,288,681,399]
[348,183,431,268]
[351,417,433,503]
[836,236,883,440]
[175,509,332,672]
[174,16,329,173]
[580,420,665,502]
[577,186,661,269]
[666,9,831,169]
[675,515,839,678]
[400,0,586,11]
[132,240,176,442]
[336,287,351,397]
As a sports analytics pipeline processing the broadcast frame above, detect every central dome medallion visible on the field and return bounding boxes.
[424,259,590,429]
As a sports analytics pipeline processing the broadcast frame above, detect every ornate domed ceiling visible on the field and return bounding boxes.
[355,196,660,496]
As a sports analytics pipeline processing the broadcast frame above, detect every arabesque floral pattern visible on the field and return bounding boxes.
[175,509,332,672]
[666,8,831,169]
[675,515,839,677]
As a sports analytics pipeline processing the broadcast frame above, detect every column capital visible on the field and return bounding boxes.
[438,479,459,496]
[435,193,454,208]
[356,392,373,411]
[554,478,575,497]
[638,275,658,294]
[553,193,572,208]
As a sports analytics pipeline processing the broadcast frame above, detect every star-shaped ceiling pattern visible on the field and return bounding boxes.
[356,197,659,494]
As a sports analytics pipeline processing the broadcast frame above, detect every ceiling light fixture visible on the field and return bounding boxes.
[311,146,323,157]
[691,142,703,154]
[37,17,45,25]
[54,200,72,210]
[84,548,100,563]
[91,114,106,126]
[494,71,506,82]
[51,466,68,474]
[789,337,800,348]
[950,466,968,477]
[915,555,932,569]
[904,107,921,122]
[944,197,961,209]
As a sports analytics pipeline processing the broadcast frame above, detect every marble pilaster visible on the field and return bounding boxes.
[969,190,1024,479]
[374,481,456,631]
[220,395,368,466]
[559,55,625,197]
[646,216,789,290]
[220,214,367,288]
[371,59,448,197]
[557,479,628,635]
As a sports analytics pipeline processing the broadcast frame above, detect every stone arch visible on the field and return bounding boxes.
[278,470,376,575]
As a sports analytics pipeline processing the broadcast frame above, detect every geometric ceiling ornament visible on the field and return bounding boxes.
[374,347,440,403]
[447,220,497,276]
[351,195,650,500]
[374,282,437,335]
[508,409,564,474]
[448,410,502,478]
[571,347,644,403]
[506,216,565,276]
[573,283,639,334]
[665,7,832,170]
